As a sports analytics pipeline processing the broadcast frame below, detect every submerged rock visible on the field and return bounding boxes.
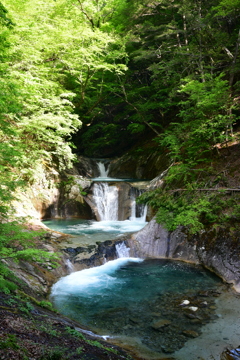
[151,319,171,330]
[182,330,199,338]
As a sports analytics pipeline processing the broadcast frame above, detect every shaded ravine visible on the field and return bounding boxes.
[45,166,231,360]
[42,161,240,360]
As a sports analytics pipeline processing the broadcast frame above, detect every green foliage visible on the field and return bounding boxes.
[0,0,240,236]
[0,334,19,350]
[139,183,240,233]
[86,339,105,348]
[65,326,86,340]
[38,300,54,310]
[75,347,83,355]
[0,222,59,290]
[40,346,66,360]
[40,324,59,337]
[0,2,14,28]
[0,277,18,293]
[159,75,234,166]
[18,300,34,315]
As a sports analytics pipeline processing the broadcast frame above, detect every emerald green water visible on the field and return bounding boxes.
[51,257,222,357]
[44,218,148,246]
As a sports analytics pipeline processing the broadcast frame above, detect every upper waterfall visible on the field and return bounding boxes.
[97,161,110,178]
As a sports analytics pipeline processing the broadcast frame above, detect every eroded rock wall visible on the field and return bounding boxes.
[128,218,240,292]
[108,151,169,179]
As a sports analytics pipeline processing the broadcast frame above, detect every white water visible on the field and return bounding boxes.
[116,242,130,258]
[97,161,109,178]
[92,161,120,181]
[92,183,119,221]
[82,219,147,233]
[51,258,143,297]
[92,182,147,223]
[92,161,140,182]
[130,201,147,222]
[65,259,74,273]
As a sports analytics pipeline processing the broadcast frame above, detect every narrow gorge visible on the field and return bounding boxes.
[28,156,240,360]
[1,1,240,359]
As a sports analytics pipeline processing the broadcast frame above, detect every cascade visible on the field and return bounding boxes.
[115,242,130,258]
[129,187,147,221]
[92,182,118,221]
[48,161,230,360]
[65,259,74,273]
[92,182,147,222]
[97,161,109,178]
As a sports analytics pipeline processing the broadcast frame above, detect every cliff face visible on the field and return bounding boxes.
[128,218,240,292]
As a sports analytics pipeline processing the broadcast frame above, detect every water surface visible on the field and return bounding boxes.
[51,257,222,358]
[44,218,147,246]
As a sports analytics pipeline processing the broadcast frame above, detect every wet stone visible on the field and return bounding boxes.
[129,317,140,324]
[182,330,199,338]
[151,319,171,330]
[190,318,202,324]
[161,345,177,354]
[151,312,162,317]
[199,301,208,307]
[185,312,198,319]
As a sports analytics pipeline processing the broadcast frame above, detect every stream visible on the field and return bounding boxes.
[47,162,237,360]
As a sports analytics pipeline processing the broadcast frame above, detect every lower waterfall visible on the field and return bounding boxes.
[115,242,130,258]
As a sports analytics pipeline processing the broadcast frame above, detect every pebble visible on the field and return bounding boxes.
[200,301,208,307]
[180,300,190,306]
[188,306,198,312]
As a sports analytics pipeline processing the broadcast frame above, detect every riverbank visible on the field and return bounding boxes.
[174,289,240,360]
[0,290,136,360]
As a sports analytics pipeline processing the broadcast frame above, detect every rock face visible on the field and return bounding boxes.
[108,151,169,179]
[51,174,93,219]
[12,165,93,221]
[128,218,240,292]
[62,238,129,271]
[75,156,100,178]
[6,230,73,299]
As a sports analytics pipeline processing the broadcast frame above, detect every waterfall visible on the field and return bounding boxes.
[97,161,109,178]
[130,188,147,222]
[116,242,130,258]
[92,182,147,223]
[92,183,118,221]
[65,259,74,273]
